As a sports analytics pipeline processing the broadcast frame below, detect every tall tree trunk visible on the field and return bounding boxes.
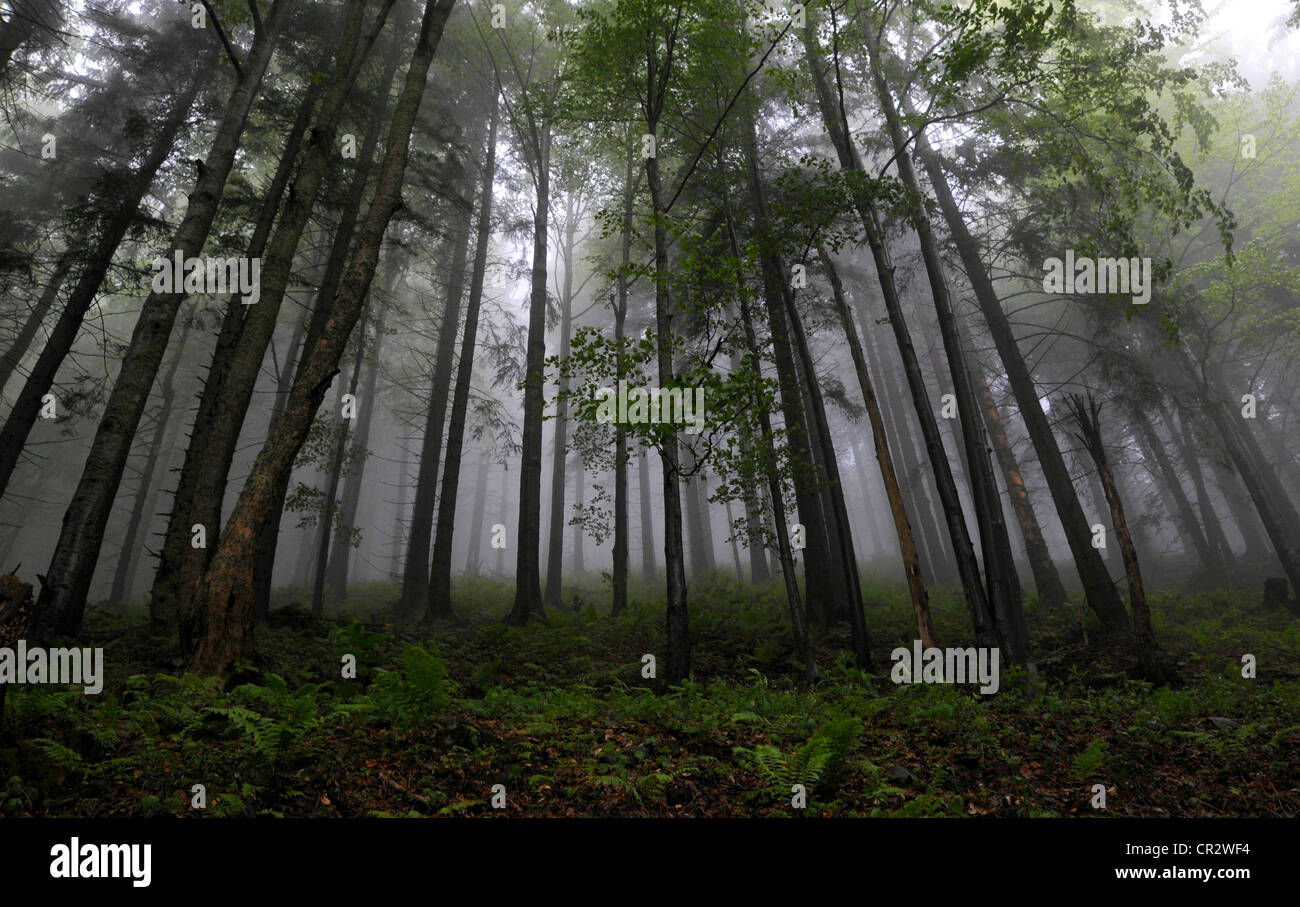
[822,248,934,648]
[1170,410,1234,568]
[867,46,1024,662]
[968,340,1068,609]
[186,0,458,677]
[112,304,198,610]
[739,104,841,630]
[152,76,322,631]
[504,115,552,627]
[400,183,473,617]
[610,133,636,614]
[429,89,498,620]
[0,68,204,501]
[0,235,82,397]
[727,213,816,679]
[543,193,577,610]
[638,445,656,583]
[644,129,689,682]
[464,436,491,575]
[1067,395,1162,680]
[802,26,999,651]
[30,9,292,642]
[911,129,1131,635]
[572,458,585,575]
[182,0,388,645]
[179,0,395,643]
[328,293,389,603]
[312,306,371,616]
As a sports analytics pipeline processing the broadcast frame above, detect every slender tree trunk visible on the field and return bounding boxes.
[822,247,933,648]
[1068,396,1162,680]
[505,117,552,627]
[638,445,656,583]
[868,47,1024,661]
[30,10,292,642]
[644,129,689,682]
[739,105,840,629]
[0,69,204,502]
[968,340,1068,608]
[464,436,491,575]
[401,184,473,617]
[328,294,388,603]
[911,129,1131,634]
[543,194,577,609]
[312,304,371,616]
[113,305,197,610]
[1170,410,1234,568]
[151,77,321,631]
[729,219,817,680]
[429,90,498,620]
[186,0,458,676]
[803,27,998,652]
[0,235,82,397]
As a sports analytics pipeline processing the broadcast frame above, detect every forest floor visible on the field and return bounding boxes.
[1,574,1297,817]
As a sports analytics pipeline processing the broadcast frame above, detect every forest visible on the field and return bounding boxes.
[0,0,1297,821]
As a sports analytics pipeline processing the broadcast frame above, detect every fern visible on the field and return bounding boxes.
[735,718,863,801]
[370,643,454,728]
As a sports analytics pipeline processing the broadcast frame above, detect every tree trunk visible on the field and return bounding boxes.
[111,304,198,610]
[327,293,389,603]
[727,212,816,679]
[428,89,498,620]
[312,305,371,616]
[868,47,1024,662]
[150,76,321,632]
[30,10,291,643]
[186,0,458,677]
[822,247,934,648]
[638,445,657,583]
[644,131,689,682]
[911,130,1131,635]
[802,27,998,651]
[1068,395,1162,680]
[464,436,491,575]
[0,67,204,502]
[543,193,578,610]
[400,180,473,618]
[504,115,552,627]
[967,340,1068,609]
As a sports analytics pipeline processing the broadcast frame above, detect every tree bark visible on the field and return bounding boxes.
[428,89,498,620]
[31,9,291,642]
[911,130,1131,635]
[822,247,933,648]
[543,192,577,609]
[186,0,458,677]
[504,114,552,627]
[0,68,204,502]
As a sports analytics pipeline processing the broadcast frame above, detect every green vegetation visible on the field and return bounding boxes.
[2,577,1294,818]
